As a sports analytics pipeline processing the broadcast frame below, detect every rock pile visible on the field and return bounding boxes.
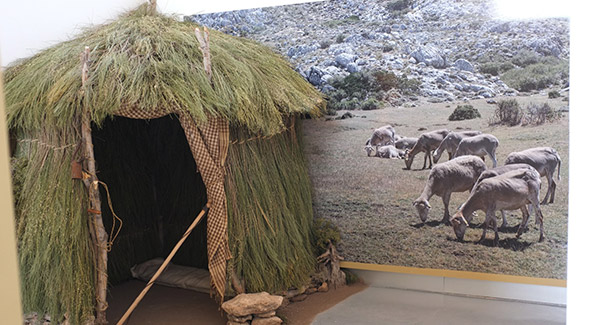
[222,292,284,325]
[188,0,569,103]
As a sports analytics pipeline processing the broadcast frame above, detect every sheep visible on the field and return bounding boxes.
[504,147,561,205]
[413,155,487,225]
[394,136,418,151]
[432,130,482,163]
[454,134,499,167]
[375,145,402,159]
[403,129,450,169]
[450,168,544,246]
[474,163,539,228]
[365,125,396,156]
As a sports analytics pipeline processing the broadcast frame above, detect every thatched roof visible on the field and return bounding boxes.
[4,3,323,134]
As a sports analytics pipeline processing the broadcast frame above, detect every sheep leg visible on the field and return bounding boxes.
[500,210,508,229]
[441,192,451,225]
[516,206,530,238]
[421,151,428,169]
[541,174,553,205]
[491,212,499,247]
[447,151,452,161]
[549,177,557,204]
[533,204,544,242]
[428,151,433,169]
[478,213,490,244]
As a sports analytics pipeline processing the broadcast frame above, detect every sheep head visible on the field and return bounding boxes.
[413,199,431,222]
[450,211,469,241]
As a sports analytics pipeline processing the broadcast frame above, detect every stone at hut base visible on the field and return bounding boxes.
[251,316,283,325]
[222,292,284,317]
[256,311,276,318]
[318,282,329,292]
[228,314,253,323]
[290,294,307,302]
[227,321,249,325]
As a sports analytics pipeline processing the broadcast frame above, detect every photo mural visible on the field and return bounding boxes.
[190,0,569,280]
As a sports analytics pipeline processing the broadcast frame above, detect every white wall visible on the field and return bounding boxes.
[0,1,597,324]
[0,0,318,66]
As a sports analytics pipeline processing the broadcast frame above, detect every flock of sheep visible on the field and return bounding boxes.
[364,125,562,246]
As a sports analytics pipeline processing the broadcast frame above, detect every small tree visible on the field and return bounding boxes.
[448,104,481,121]
[490,99,523,126]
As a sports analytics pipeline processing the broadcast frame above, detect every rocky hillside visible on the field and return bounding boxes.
[188,0,569,105]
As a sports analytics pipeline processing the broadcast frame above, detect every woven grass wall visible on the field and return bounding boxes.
[92,115,208,285]
[13,127,95,324]
[225,118,316,293]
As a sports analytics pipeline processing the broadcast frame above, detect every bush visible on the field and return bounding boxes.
[522,102,562,125]
[511,49,541,67]
[490,99,523,126]
[360,98,382,110]
[325,70,419,111]
[335,34,346,43]
[387,0,413,12]
[479,61,514,76]
[548,90,561,99]
[448,104,481,121]
[313,218,341,255]
[319,40,332,49]
[382,44,394,53]
[501,58,569,92]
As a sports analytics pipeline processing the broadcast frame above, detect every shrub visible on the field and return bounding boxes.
[511,49,541,67]
[360,98,382,110]
[548,90,561,99]
[335,34,346,44]
[448,104,481,121]
[479,61,514,76]
[325,70,419,111]
[319,40,332,49]
[372,70,399,91]
[490,99,523,126]
[501,58,569,92]
[382,44,394,53]
[522,102,562,125]
[397,74,421,95]
[387,0,413,12]
[346,15,360,22]
[313,218,341,255]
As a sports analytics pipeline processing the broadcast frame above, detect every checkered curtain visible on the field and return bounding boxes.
[115,107,231,301]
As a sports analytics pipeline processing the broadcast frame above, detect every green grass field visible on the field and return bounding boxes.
[302,93,569,279]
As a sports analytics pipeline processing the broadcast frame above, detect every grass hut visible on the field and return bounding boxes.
[5,3,324,324]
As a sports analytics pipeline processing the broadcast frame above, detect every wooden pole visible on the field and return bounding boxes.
[117,203,211,325]
[80,46,110,325]
[195,27,212,82]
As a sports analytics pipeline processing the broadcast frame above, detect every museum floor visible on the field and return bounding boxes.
[313,286,566,325]
[106,280,566,324]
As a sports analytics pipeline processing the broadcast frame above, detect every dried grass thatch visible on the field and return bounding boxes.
[6,3,323,324]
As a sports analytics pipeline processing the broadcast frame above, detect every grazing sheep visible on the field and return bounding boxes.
[413,155,487,224]
[474,163,538,228]
[365,125,396,156]
[403,129,450,169]
[375,145,402,159]
[454,134,500,167]
[432,130,482,163]
[504,147,561,205]
[450,168,544,246]
[395,136,418,152]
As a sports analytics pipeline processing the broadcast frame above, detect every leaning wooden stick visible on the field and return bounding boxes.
[117,203,211,325]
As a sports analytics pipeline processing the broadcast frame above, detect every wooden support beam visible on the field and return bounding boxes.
[80,46,109,325]
[195,27,212,82]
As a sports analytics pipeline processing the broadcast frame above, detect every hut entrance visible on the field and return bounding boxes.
[92,114,210,291]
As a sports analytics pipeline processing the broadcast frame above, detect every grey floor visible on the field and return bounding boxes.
[313,287,566,324]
